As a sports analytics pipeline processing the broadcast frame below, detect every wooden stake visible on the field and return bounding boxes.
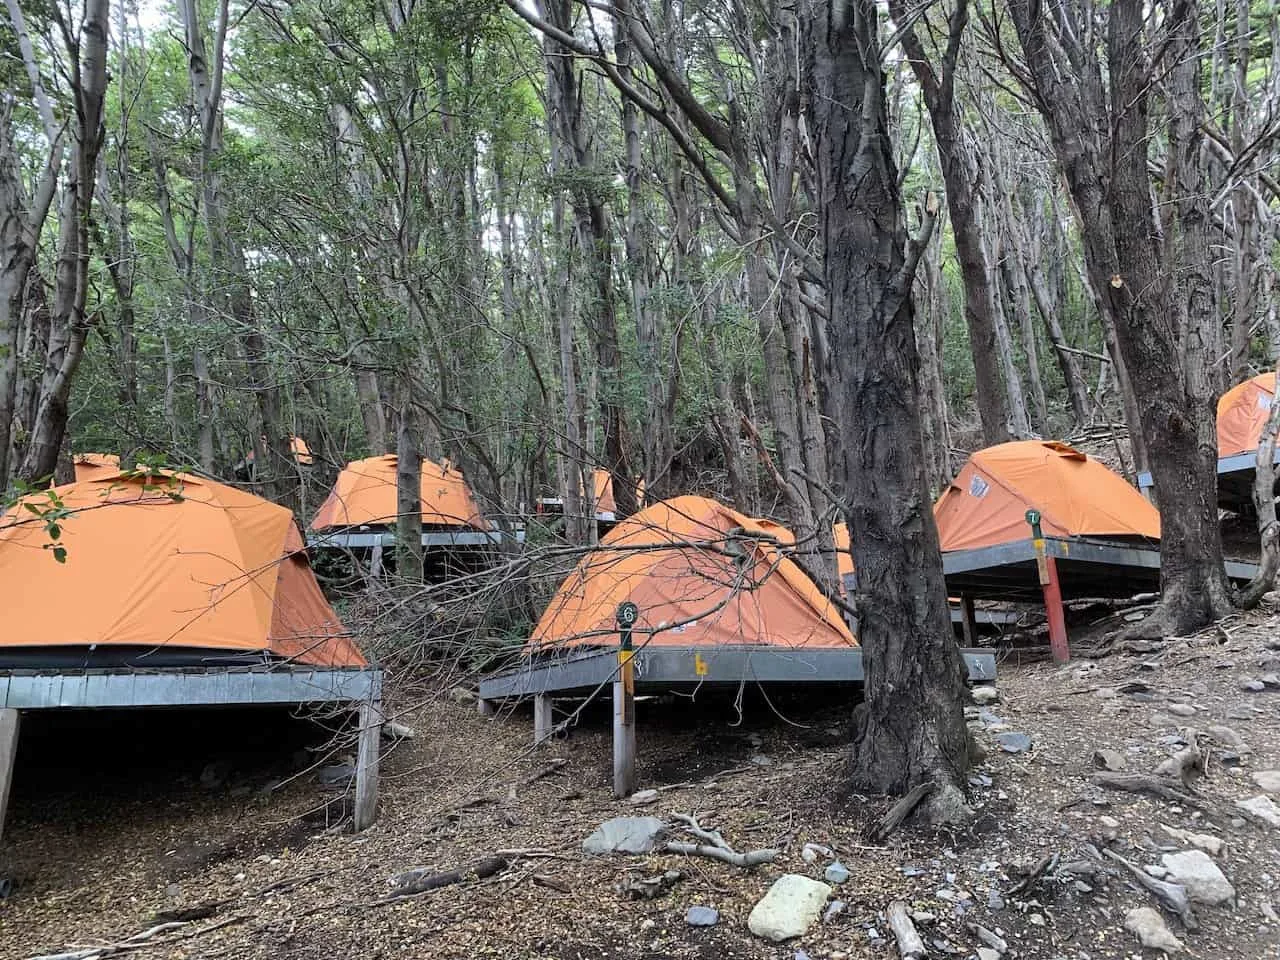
[0,709,18,843]
[533,694,553,744]
[353,699,382,832]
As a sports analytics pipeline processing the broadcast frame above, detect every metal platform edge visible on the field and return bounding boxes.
[0,666,383,710]
[307,529,525,548]
[478,646,996,701]
[940,536,1258,582]
[1138,448,1280,490]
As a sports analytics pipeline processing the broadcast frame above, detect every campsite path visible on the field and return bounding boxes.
[6,603,1280,959]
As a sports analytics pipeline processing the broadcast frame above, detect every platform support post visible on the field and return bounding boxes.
[353,699,382,832]
[1042,555,1070,663]
[477,698,496,718]
[613,601,639,798]
[533,694,553,744]
[0,709,19,842]
[959,595,978,648]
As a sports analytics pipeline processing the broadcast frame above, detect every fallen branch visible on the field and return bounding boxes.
[152,900,226,923]
[1008,852,1059,897]
[1091,772,1209,808]
[520,757,568,787]
[870,781,934,842]
[1104,849,1198,930]
[886,900,926,959]
[663,841,778,867]
[381,855,509,903]
[27,915,248,960]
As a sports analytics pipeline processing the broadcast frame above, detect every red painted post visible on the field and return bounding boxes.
[1041,554,1070,662]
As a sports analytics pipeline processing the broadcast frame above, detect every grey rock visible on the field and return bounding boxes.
[1205,725,1248,750]
[996,732,1032,754]
[1242,679,1267,693]
[583,816,668,855]
[685,906,719,927]
[1094,686,1118,699]
[628,789,660,805]
[1161,850,1236,906]
[1092,749,1126,771]
[1264,673,1280,688]
[747,874,832,942]
[801,842,832,863]
[1124,906,1184,953]
[448,685,477,704]
[1144,864,1168,879]
[1159,824,1224,857]
[823,900,846,923]
[972,685,999,705]
[318,761,355,786]
[1237,795,1280,828]
[977,950,1001,960]
[1253,770,1280,794]
[381,720,417,740]
[750,754,774,767]
[986,890,1006,911]
[1166,703,1197,717]
[824,862,850,884]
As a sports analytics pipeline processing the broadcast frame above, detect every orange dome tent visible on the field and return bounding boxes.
[1217,372,1276,458]
[73,452,120,482]
[311,455,489,532]
[243,436,315,467]
[592,469,645,517]
[933,440,1159,553]
[529,495,854,651]
[0,471,365,668]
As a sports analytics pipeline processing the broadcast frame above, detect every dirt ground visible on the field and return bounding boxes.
[6,605,1280,960]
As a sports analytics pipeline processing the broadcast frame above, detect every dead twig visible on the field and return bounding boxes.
[378,855,510,904]
[1103,849,1199,930]
[870,781,934,842]
[886,900,926,959]
[1008,852,1059,897]
[1090,772,1210,808]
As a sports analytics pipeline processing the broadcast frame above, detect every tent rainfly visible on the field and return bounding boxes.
[528,495,854,651]
[933,440,1160,553]
[0,470,365,668]
[73,452,120,482]
[1217,372,1276,458]
[311,454,489,531]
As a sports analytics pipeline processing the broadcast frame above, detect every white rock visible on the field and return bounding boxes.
[1124,906,1184,953]
[747,874,832,942]
[1161,850,1236,906]
[800,842,832,864]
[972,685,999,705]
[1160,823,1224,857]
[1253,771,1280,794]
[977,949,1001,960]
[381,720,417,740]
[1237,795,1280,828]
[1166,703,1197,717]
[628,789,660,805]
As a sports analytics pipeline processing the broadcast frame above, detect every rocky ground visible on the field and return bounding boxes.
[6,603,1280,960]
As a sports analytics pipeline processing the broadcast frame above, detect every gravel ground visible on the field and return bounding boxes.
[6,605,1280,960]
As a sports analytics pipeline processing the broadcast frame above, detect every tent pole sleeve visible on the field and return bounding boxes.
[354,698,383,832]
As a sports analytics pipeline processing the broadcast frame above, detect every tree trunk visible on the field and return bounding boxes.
[395,385,424,584]
[806,0,971,819]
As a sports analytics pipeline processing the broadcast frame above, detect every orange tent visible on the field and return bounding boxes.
[311,455,489,531]
[245,437,315,467]
[528,495,854,651]
[0,471,364,667]
[592,469,645,516]
[933,440,1159,553]
[73,452,120,482]
[1217,372,1275,458]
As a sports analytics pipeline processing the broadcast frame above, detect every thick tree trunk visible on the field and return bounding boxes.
[806,0,971,819]
[395,386,424,583]
[917,226,953,490]
[1010,0,1232,634]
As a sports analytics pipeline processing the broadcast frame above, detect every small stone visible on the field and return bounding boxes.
[164,882,182,900]
[1242,679,1267,692]
[1166,703,1197,717]
[1206,725,1248,750]
[1253,771,1280,794]
[972,685,999,705]
[1028,912,1045,926]
[1161,850,1236,906]
[935,888,957,902]
[1263,673,1280,688]
[1214,660,1236,669]
[912,911,936,923]
[448,685,477,704]
[685,906,719,927]
[583,816,668,855]
[995,732,1032,754]
[747,874,832,942]
[1144,864,1168,879]
[823,900,846,923]
[1098,815,1121,829]
[750,754,774,766]
[865,928,881,941]
[381,720,417,740]
[794,952,811,960]
[1159,824,1223,857]
[1094,687,1118,699]
[824,862,850,884]
[986,890,1006,911]
[1123,611,1146,622]
[977,949,1001,960]
[1125,906,1184,953]
[1237,795,1280,828]
[1092,749,1126,771]
[628,789,660,805]
[801,842,832,864]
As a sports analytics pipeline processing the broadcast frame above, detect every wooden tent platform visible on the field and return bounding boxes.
[0,665,383,840]
[1137,450,1280,511]
[307,528,524,549]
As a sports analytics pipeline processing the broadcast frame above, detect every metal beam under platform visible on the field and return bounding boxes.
[307,529,524,549]
[0,666,384,835]
[941,536,1258,603]
[1138,450,1280,510]
[478,644,996,702]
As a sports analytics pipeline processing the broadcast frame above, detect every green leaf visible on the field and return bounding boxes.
[52,546,66,563]
[47,523,61,540]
